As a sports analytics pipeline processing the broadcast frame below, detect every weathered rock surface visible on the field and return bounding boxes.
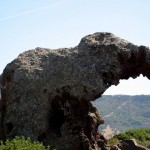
[109,145,121,150]
[1,32,150,150]
[116,139,149,150]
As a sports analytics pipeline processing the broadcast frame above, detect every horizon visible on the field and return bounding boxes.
[1,0,150,95]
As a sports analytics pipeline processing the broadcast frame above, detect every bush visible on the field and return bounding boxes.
[0,136,50,150]
[108,128,150,147]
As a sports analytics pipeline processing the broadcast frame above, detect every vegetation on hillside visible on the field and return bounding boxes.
[0,129,149,149]
[0,136,51,150]
[92,95,150,133]
[108,128,150,147]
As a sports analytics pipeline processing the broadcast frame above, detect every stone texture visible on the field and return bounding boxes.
[117,139,149,150]
[109,145,121,150]
[1,32,150,150]
[108,139,149,150]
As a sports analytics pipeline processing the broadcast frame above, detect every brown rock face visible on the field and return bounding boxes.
[1,32,150,150]
[116,139,149,150]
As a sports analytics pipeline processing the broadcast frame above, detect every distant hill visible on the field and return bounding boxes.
[92,95,150,138]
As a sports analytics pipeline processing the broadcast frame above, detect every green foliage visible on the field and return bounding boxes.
[108,128,150,147]
[0,136,51,150]
[107,138,119,146]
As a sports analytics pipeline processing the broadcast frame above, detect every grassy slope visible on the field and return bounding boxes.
[108,128,150,147]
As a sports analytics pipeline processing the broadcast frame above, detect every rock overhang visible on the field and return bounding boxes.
[0,32,150,150]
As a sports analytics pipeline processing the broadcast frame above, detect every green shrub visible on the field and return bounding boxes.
[108,128,150,147]
[0,136,50,150]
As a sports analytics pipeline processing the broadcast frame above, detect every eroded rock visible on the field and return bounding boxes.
[117,139,149,150]
[1,32,150,150]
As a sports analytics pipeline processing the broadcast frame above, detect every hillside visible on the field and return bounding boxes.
[109,128,150,148]
[92,95,150,138]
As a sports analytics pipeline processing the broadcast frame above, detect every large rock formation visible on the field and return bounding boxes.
[1,32,150,150]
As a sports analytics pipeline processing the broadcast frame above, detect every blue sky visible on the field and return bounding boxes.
[1,0,150,95]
